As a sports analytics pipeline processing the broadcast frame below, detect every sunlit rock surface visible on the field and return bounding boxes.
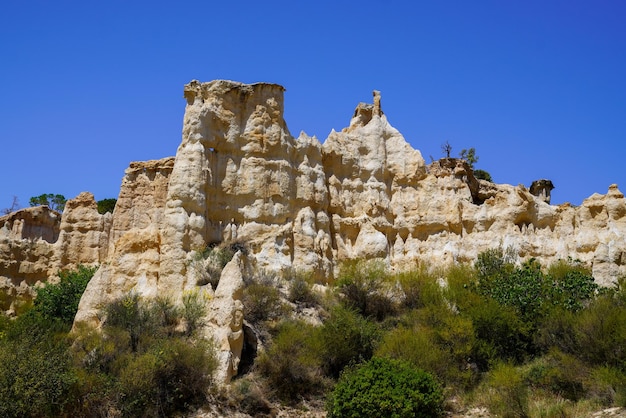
[2,80,625,380]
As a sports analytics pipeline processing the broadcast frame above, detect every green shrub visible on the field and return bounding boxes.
[468,298,533,366]
[182,289,207,336]
[243,281,285,324]
[575,294,626,369]
[547,259,597,312]
[318,305,380,378]
[394,266,444,310]
[475,247,516,280]
[256,320,324,402]
[586,366,626,406]
[535,307,579,355]
[105,293,158,352]
[525,350,588,401]
[287,271,319,307]
[327,357,443,418]
[227,376,274,416]
[377,305,477,389]
[96,198,117,214]
[337,259,397,320]
[0,314,75,418]
[474,169,493,182]
[34,264,97,325]
[483,362,528,418]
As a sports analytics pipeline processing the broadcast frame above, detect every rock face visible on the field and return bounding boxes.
[0,192,110,313]
[3,79,626,380]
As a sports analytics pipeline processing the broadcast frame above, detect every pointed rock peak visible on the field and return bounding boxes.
[373,89,382,116]
[349,90,384,129]
[608,184,624,199]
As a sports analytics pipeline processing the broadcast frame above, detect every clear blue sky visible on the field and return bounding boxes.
[2,0,625,209]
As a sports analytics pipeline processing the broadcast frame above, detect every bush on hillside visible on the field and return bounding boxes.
[0,312,75,418]
[256,320,325,402]
[318,305,380,378]
[327,357,443,418]
[337,259,397,320]
[34,264,97,326]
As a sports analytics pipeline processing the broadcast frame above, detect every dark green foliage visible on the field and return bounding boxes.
[525,350,588,401]
[256,320,324,402]
[376,308,478,389]
[574,294,626,369]
[483,258,546,322]
[547,259,597,312]
[287,272,319,307]
[474,169,493,182]
[394,267,444,310]
[181,290,207,336]
[243,280,285,324]
[96,198,117,214]
[34,264,97,325]
[467,299,533,370]
[337,259,397,320]
[117,338,216,417]
[318,305,380,378]
[327,357,443,418]
[459,147,478,168]
[29,193,66,212]
[69,294,217,417]
[105,293,156,352]
[484,362,529,418]
[0,313,75,417]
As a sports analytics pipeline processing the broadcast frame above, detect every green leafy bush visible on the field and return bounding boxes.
[96,198,117,214]
[483,362,528,418]
[318,305,380,378]
[105,293,157,352]
[182,289,207,336]
[287,271,319,307]
[34,264,97,325]
[547,259,597,312]
[377,306,477,389]
[0,314,75,418]
[68,294,217,417]
[117,338,216,417]
[243,281,285,324]
[474,169,493,182]
[394,266,444,310]
[337,259,397,320]
[327,357,443,418]
[256,320,324,402]
[575,294,626,369]
[525,350,588,401]
[469,297,534,366]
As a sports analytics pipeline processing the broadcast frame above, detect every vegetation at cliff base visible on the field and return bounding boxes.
[0,267,217,418]
[1,249,626,417]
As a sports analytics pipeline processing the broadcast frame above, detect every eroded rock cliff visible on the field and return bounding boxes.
[3,79,625,381]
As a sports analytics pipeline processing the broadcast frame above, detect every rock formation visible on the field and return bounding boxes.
[0,192,110,313]
[2,79,626,381]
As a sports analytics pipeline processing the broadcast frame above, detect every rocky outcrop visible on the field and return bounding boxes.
[3,79,626,380]
[206,251,245,384]
[530,179,555,204]
[0,192,110,313]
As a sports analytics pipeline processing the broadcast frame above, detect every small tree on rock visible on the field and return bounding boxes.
[29,194,66,212]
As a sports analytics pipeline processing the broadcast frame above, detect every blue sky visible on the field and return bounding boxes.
[1,0,625,210]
